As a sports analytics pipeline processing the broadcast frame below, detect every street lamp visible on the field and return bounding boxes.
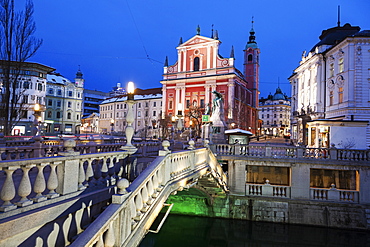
[177,103,183,141]
[110,119,114,138]
[32,103,41,136]
[121,81,137,153]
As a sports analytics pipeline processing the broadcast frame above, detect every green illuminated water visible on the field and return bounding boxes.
[139,214,369,247]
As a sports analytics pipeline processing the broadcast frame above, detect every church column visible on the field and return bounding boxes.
[175,86,180,114]
[181,86,186,110]
[178,50,182,72]
[228,79,235,119]
[207,44,211,69]
[183,49,187,71]
[162,86,167,119]
[204,84,211,105]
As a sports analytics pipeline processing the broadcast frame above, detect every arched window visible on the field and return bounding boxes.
[67,112,71,119]
[194,57,200,71]
[248,54,253,62]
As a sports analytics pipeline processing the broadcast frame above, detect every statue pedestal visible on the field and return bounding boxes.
[210,123,226,144]
[202,124,211,140]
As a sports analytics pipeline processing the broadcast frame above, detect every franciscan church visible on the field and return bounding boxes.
[160,23,260,135]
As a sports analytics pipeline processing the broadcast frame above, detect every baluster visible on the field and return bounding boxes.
[104,221,115,247]
[32,163,47,202]
[0,167,18,211]
[78,160,86,191]
[141,186,149,212]
[108,158,116,185]
[46,162,60,198]
[129,199,138,229]
[147,179,154,204]
[95,234,104,247]
[15,165,33,207]
[101,158,109,184]
[134,194,143,221]
[85,159,94,186]
[94,159,102,184]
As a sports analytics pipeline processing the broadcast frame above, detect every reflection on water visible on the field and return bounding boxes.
[140,214,370,247]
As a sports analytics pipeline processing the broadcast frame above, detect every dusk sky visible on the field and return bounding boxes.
[22,0,370,97]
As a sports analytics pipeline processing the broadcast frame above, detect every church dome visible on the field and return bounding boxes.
[272,87,285,100]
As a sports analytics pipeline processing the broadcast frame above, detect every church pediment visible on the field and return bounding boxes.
[179,35,219,47]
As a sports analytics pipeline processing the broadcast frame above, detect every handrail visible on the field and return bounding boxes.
[71,147,227,247]
[211,143,370,161]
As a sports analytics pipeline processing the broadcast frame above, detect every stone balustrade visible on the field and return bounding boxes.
[71,146,227,247]
[0,140,132,215]
[211,143,370,161]
[246,184,291,198]
[0,138,161,160]
[310,188,359,203]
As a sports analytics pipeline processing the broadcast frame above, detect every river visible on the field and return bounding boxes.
[139,214,369,247]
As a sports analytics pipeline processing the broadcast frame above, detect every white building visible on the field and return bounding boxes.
[45,70,84,134]
[0,61,55,136]
[290,23,370,149]
[99,88,162,139]
[259,87,291,137]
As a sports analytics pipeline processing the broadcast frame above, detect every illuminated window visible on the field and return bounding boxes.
[329,63,334,77]
[339,58,344,73]
[329,91,334,106]
[338,87,343,103]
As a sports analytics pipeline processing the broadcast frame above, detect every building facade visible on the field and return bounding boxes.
[161,26,259,135]
[290,23,370,149]
[45,70,84,135]
[99,88,162,138]
[259,87,291,137]
[83,89,109,118]
[0,61,55,136]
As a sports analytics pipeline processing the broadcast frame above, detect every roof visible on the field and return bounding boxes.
[101,93,162,104]
[47,74,71,85]
[310,23,361,52]
[225,128,253,136]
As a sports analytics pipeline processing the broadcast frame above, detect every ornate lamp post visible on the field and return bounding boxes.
[177,103,183,140]
[121,81,137,153]
[110,118,114,138]
[32,103,40,136]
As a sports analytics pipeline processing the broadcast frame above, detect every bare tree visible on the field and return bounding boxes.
[0,0,42,135]
[187,103,203,138]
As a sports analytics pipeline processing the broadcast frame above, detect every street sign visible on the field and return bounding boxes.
[202,115,210,122]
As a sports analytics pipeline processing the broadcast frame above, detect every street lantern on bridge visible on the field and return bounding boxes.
[121,81,137,153]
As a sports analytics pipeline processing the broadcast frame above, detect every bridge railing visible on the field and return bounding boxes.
[211,144,370,161]
[0,138,161,160]
[71,146,225,247]
[0,140,132,215]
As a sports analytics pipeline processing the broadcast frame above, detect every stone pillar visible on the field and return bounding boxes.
[57,140,80,195]
[290,163,310,199]
[230,160,246,195]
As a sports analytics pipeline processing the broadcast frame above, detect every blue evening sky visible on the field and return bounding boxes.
[19,0,370,97]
